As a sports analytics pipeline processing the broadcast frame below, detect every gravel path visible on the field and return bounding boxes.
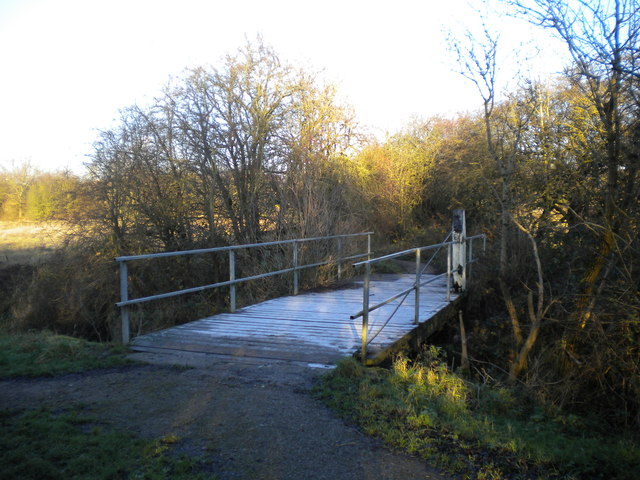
[1,351,448,480]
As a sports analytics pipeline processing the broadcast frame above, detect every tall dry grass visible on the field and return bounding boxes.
[1,220,363,342]
[0,221,68,266]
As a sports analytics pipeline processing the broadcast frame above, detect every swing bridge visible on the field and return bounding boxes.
[116,211,485,365]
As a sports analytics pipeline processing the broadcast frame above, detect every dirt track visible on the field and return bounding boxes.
[0,351,448,480]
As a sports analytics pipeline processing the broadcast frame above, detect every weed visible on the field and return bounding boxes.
[317,353,640,479]
[0,331,132,378]
[0,408,215,480]
[371,259,406,274]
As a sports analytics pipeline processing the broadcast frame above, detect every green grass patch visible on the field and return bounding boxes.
[0,408,215,480]
[0,331,132,378]
[370,259,407,274]
[316,348,640,480]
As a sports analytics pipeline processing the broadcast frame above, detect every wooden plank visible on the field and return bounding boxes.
[132,338,346,364]
[130,273,457,363]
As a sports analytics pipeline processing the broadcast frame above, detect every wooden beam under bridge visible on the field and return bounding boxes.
[361,295,465,366]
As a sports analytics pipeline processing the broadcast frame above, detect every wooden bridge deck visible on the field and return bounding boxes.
[131,274,458,364]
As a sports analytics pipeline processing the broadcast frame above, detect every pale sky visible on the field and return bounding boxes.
[0,0,564,175]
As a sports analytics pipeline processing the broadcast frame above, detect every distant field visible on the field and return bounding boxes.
[0,221,67,266]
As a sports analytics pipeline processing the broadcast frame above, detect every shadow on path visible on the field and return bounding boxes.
[0,351,448,480]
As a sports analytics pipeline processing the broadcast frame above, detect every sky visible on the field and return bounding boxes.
[0,0,566,175]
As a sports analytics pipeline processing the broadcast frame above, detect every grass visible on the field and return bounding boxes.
[316,348,640,480]
[0,331,217,479]
[0,408,214,480]
[0,331,132,378]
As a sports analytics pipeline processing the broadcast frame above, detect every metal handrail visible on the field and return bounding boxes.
[116,232,373,343]
[115,232,372,262]
[351,234,485,268]
[352,233,486,361]
[350,272,447,320]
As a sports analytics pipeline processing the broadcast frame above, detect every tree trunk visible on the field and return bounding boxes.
[458,310,470,374]
[510,291,541,381]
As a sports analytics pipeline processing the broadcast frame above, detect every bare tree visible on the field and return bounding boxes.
[504,0,640,327]
[451,25,550,380]
[88,39,365,253]
[167,41,302,244]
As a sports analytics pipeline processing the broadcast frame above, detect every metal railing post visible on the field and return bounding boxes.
[293,240,299,295]
[452,209,466,291]
[447,242,452,302]
[414,248,421,325]
[115,233,374,326]
[119,260,130,344]
[337,237,343,280]
[361,261,370,363]
[229,250,236,312]
[468,238,473,281]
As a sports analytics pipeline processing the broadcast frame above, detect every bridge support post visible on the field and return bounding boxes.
[361,262,370,363]
[451,209,467,292]
[229,250,236,312]
[337,237,342,280]
[293,241,299,295]
[414,248,421,325]
[119,260,130,344]
[447,242,451,302]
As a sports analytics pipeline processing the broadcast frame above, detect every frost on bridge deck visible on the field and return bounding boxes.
[131,274,458,364]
